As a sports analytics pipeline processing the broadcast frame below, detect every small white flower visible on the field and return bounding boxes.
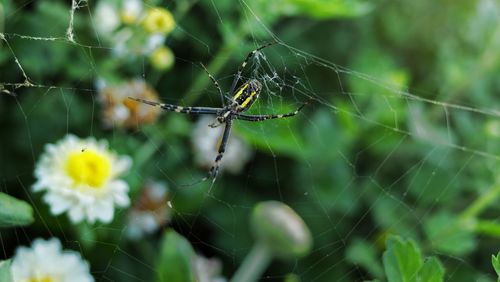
[33,134,132,224]
[121,0,144,24]
[10,238,94,282]
[144,34,166,54]
[111,28,134,56]
[126,180,171,239]
[194,254,226,282]
[191,116,253,174]
[94,2,120,36]
[97,78,161,128]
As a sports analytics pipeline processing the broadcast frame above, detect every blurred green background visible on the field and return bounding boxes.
[0,0,499,281]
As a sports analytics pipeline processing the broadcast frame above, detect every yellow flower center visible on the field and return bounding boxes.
[143,8,175,34]
[27,276,55,282]
[66,149,111,188]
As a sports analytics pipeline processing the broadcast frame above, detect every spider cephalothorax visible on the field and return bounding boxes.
[130,42,308,184]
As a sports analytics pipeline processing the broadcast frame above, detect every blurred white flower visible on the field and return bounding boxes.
[194,254,227,282]
[94,1,120,36]
[33,134,132,224]
[96,79,160,128]
[191,116,253,175]
[121,0,144,24]
[92,1,175,65]
[97,78,161,128]
[110,28,134,56]
[144,34,166,54]
[126,180,171,239]
[111,28,167,57]
[10,238,93,282]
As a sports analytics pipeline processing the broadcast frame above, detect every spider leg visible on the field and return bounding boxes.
[129,97,222,115]
[235,101,308,121]
[180,117,233,187]
[199,63,230,106]
[208,118,233,181]
[228,41,278,96]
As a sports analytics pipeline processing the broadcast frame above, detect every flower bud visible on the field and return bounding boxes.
[150,46,175,71]
[251,201,312,259]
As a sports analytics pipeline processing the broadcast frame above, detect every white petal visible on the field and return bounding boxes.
[111,181,131,207]
[44,193,71,215]
[94,200,114,223]
[68,205,86,223]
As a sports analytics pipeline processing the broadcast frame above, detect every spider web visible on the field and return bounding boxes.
[1,0,499,281]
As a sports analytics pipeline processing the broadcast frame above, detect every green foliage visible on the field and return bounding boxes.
[492,252,500,282]
[417,258,445,282]
[0,192,34,228]
[156,230,196,282]
[424,212,476,256]
[0,260,12,282]
[253,0,372,20]
[346,239,384,278]
[284,273,301,282]
[0,0,498,281]
[383,236,444,282]
[476,220,500,238]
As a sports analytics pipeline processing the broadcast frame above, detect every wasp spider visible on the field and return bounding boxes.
[130,42,308,183]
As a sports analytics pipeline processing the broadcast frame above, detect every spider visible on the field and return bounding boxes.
[130,42,308,183]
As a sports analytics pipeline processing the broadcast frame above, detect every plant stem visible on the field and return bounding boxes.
[230,243,272,282]
[0,2,4,37]
[460,182,500,220]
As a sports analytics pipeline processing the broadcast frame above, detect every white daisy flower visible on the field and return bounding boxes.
[191,116,253,175]
[10,238,94,282]
[33,134,132,224]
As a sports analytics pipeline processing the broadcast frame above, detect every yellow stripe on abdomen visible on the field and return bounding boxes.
[232,84,249,100]
[239,91,257,109]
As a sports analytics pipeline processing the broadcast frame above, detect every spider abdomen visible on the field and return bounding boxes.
[232,79,262,112]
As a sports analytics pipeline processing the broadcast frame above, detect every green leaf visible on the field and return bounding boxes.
[0,192,34,228]
[346,238,384,278]
[0,260,12,282]
[382,236,445,282]
[383,236,422,282]
[156,230,196,282]
[236,103,307,158]
[492,252,500,279]
[418,257,445,282]
[424,212,476,256]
